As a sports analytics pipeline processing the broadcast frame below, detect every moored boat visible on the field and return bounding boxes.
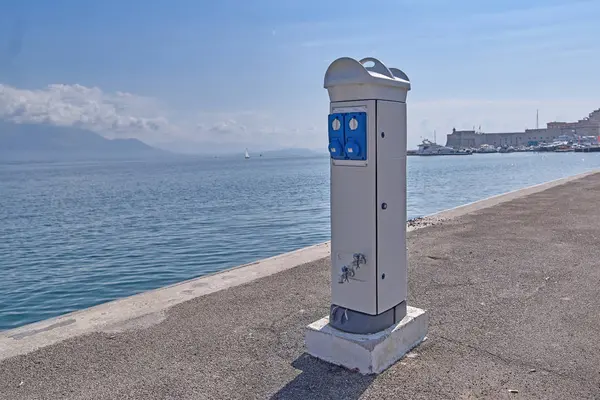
[416,139,472,156]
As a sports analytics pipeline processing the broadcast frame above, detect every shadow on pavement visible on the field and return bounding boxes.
[270,353,375,400]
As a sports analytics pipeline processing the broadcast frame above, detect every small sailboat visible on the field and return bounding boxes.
[245,148,250,159]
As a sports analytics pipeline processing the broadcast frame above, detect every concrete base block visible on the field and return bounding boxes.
[305,306,428,375]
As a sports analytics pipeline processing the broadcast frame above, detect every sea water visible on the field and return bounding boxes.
[2,152,599,330]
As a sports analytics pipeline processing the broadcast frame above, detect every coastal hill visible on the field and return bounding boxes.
[257,148,326,157]
[0,121,166,161]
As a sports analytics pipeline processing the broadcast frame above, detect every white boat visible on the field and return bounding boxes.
[416,139,472,156]
[477,144,498,153]
[498,146,515,153]
[245,148,250,159]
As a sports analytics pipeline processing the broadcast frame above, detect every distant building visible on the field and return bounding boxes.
[446,109,600,148]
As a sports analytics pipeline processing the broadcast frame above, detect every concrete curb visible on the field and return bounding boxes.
[1,169,597,361]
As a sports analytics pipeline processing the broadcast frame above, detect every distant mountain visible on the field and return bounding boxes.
[154,140,327,157]
[256,148,326,157]
[0,121,167,161]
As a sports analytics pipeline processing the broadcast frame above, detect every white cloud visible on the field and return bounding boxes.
[0,83,174,143]
[0,82,322,153]
[192,111,322,151]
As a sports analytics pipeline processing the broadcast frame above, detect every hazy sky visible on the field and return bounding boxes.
[1,0,599,153]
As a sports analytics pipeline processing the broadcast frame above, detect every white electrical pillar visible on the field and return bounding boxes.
[306,57,428,374]
[325,57,410,334]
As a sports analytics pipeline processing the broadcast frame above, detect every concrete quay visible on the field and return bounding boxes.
[1,171,600,399]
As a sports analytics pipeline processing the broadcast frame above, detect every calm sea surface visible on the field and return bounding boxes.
[2,152,600,330]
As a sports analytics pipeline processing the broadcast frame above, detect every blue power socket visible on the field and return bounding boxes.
[344,112,367,160]
[327,112,367,161]
[328,113,346,160]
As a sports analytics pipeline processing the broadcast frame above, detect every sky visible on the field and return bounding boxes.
[1,0,600,153]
